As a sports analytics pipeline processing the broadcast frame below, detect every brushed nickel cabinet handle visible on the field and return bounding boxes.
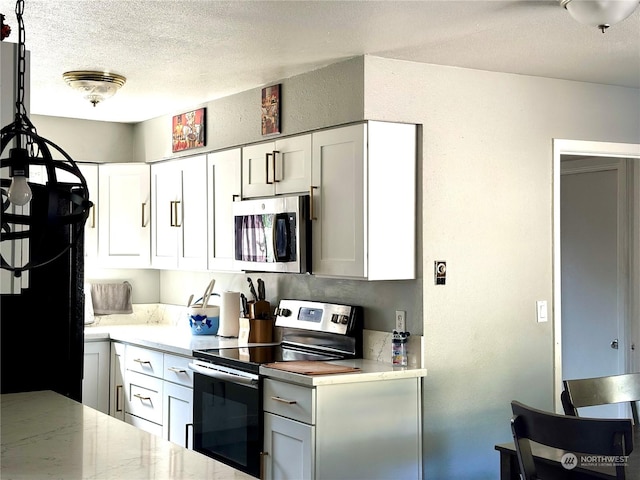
[174,200,181,227]
[271,396,297,405]
[168,366,187,374]
[309,186,318,220]
[133,393,152,402]
[265,152,273,185]
[185,423,193,449]
[116,385,123,412]
[169,201,175,227]
[90,205,96,228]
[272,150,280,182]
[260,451,269,480]
[141,202,146,227]
[133,358,152,365]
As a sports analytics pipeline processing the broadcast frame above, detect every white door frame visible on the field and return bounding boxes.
[552,139,640,413]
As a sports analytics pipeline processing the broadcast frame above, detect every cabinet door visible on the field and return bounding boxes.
[264,412,314,480]
[311,124,366,278]
[82,340,110,414]
[274,134,312,195]
[162,381,193,449]
[98,164,151,268]
[207,149,241,271]
[242,142,274,198]
[177,155,208,270]
[151,161,179,268]
[109,342,126,421]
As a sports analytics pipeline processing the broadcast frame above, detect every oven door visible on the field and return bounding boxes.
[190,361,262,478]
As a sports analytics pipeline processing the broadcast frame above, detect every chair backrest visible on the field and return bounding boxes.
[562,372,640,424]
[511,400,633,480]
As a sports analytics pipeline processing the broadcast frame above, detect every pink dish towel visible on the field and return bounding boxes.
[90,281,133,315]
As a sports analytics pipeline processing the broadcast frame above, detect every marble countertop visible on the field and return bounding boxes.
[260,358,426,386]
[85,323,427,383]
[0,390,254,480]
[84,323,271,357]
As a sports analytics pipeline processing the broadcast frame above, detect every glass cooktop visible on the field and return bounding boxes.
[193,344,347,375]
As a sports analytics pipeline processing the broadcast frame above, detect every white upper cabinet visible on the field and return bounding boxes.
[241,134,312,198]
[207,148,241,272]
[151,155,208,270]
[311,122,416,280]
[98,163,151,268]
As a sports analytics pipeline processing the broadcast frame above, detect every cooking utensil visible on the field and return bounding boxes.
[187,294,194,307]
[240,293,248,317]
[202,279,216,307]
[257,278,265,301]
[247,277,258,302]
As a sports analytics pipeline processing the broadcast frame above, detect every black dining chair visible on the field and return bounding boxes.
[561,372,640,425]
[511,400,634,480]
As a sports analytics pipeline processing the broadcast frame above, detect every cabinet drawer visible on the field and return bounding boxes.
[125,370,163,425]
[163,353,194,388]
[125,413,163,437]
[126,345,164,378]
[264,379,315,425]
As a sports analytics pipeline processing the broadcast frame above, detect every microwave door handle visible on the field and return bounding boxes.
[272,213,290,262]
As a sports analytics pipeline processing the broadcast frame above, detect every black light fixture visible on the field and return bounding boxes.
[0,0,92,278]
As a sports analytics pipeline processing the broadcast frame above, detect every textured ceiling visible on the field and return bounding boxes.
[1,0,639,124]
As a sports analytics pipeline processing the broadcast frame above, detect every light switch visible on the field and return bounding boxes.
[536,300,548,323]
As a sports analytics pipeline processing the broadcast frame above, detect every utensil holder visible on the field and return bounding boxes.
[248,300,271,320]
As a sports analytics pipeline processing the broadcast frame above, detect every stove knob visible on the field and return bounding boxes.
[331,314,339,324]
[340,315,349,325]
[281,308,292,317]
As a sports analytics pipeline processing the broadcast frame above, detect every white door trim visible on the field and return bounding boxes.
[552,139,640,413]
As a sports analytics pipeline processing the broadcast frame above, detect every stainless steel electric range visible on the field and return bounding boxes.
[189,299,363,478]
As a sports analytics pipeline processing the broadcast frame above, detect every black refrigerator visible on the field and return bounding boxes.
[1,181,85,401]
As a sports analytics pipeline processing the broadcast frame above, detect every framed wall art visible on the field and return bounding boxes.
[261,84,280,135]
[172,108,206,152]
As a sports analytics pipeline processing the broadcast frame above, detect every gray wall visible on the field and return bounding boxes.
[362,56,640,478]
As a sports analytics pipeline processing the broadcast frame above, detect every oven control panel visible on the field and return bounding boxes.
[274,299,359,335]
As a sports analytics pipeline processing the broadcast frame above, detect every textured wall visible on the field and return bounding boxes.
[31,115,134,163]
[133,57,365,163]
[363,55,640,478]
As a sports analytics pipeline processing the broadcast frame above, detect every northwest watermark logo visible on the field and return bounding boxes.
[561,452,629,469]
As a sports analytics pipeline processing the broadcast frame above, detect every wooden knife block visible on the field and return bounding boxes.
[248,300,270,320]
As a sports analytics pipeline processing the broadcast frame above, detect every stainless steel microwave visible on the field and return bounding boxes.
[233,194,310,273]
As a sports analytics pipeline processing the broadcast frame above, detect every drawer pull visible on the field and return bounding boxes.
[271,396,297,405]
[168,366,187,374]
[133,358,152,365]
[116,385,123,412]
[133,393,152,402]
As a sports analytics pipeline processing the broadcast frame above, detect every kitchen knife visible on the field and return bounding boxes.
[247,277,258,302]
[257,278,265,301]
[240,293,248,317]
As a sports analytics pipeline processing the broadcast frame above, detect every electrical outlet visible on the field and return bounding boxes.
[395,310,406,332]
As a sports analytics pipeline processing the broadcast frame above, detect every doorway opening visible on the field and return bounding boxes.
[553,139,640,414]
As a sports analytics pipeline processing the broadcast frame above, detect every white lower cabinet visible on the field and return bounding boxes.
[264,412,314,480]
[117,344,194,448]
[109,342,126,420]
[263,377,422,480]
[82,340,110,414]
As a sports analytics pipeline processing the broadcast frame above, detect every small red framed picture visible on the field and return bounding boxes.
[172,108,206,152]
[261,84,280,135]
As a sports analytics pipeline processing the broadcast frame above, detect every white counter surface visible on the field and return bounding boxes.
[85,324,427,384]
[260,358,426,386]
[84,324,271,356]
[0,390,254,480]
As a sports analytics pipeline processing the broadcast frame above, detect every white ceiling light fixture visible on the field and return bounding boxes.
[62,70,126,107]
[560,0,640,33]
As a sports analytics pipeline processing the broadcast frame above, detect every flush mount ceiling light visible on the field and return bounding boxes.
[560,0,640,32]
[62,70,126,107]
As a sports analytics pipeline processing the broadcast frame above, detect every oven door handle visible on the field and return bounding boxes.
[188,362,259,387]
